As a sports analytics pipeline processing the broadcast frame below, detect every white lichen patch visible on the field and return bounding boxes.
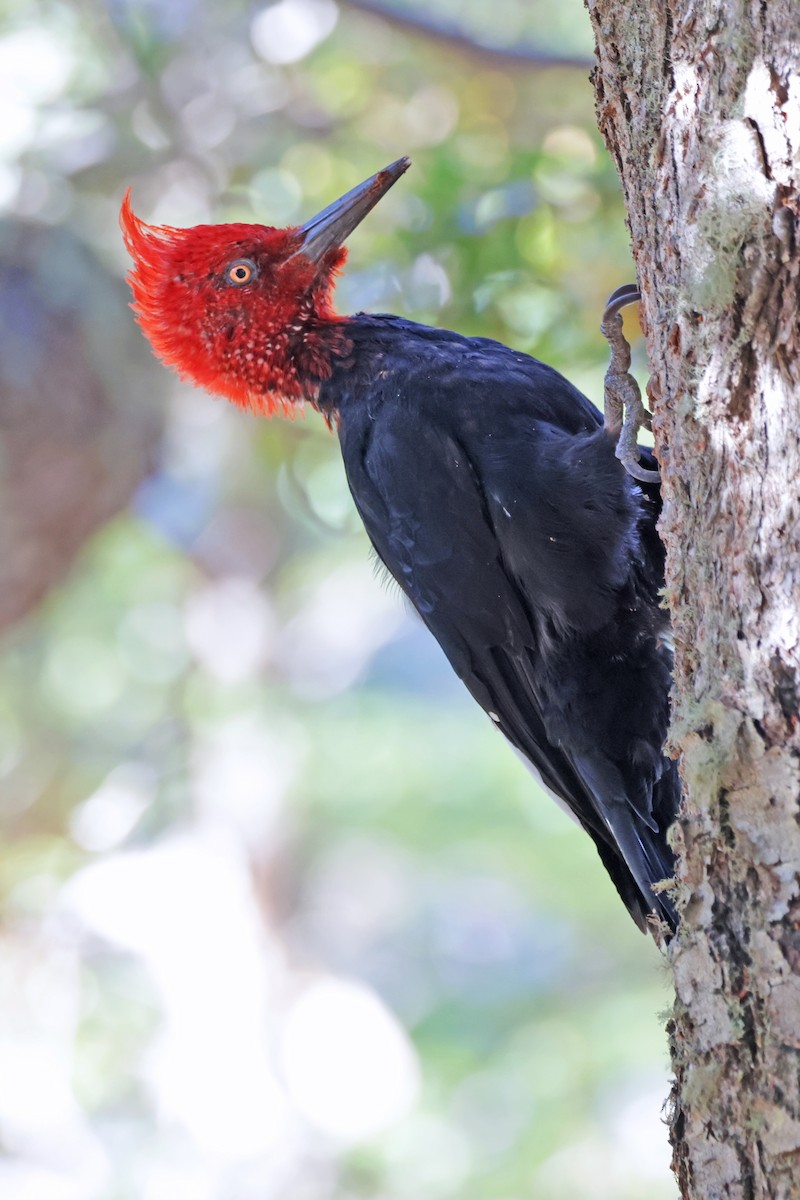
[672,943,736,1051]
[766,979,800,1050]
[680,107,775,326]
[745,58,800,189]
[726,747,800,867]
[752,1100,800,1157]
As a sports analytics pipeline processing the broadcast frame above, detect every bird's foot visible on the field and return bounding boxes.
[600,285,660,485]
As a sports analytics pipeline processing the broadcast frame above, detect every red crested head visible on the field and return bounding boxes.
[121,158,410,417]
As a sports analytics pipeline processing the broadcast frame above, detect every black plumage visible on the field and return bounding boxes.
[319,315,678,933]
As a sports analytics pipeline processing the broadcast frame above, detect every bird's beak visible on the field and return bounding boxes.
[292,157,411,265]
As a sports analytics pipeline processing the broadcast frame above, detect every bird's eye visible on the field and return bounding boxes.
[226,259,257,286]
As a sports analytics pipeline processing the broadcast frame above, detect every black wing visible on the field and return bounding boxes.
[329,320,678,931]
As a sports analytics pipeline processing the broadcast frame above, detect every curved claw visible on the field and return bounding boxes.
[600,284,659,484]
[615,424,661,484]
[602,284,641,325]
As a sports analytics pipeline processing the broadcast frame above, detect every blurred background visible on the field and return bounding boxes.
[0,0,675,1197]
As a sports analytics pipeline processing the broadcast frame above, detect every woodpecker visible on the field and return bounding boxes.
[121,158,678,934]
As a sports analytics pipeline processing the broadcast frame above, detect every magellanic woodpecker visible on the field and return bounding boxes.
[121,159,678,935]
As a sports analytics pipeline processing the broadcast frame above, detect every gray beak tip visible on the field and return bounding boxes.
[295,157,412,265]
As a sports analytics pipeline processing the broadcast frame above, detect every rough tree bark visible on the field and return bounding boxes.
[586,1,800,1196]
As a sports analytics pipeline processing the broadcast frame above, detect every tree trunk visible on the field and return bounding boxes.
[585,2,800,1197]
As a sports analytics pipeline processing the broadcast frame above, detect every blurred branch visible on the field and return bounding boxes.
[341,0,594,70]
[0,221,164,632]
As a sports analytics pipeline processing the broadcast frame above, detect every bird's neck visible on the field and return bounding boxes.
[309,312,400,420]
[293,316,354,408]
[295,312,441,419]
[228,316,353,417]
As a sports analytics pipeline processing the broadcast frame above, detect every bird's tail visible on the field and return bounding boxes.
[573,750,678,933]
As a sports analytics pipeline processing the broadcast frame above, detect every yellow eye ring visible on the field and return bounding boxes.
[226,258,257,286]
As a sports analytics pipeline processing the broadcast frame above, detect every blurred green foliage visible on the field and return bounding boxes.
[0,0,673,1196]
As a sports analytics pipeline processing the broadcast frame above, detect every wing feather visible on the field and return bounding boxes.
[332,324,678,931]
